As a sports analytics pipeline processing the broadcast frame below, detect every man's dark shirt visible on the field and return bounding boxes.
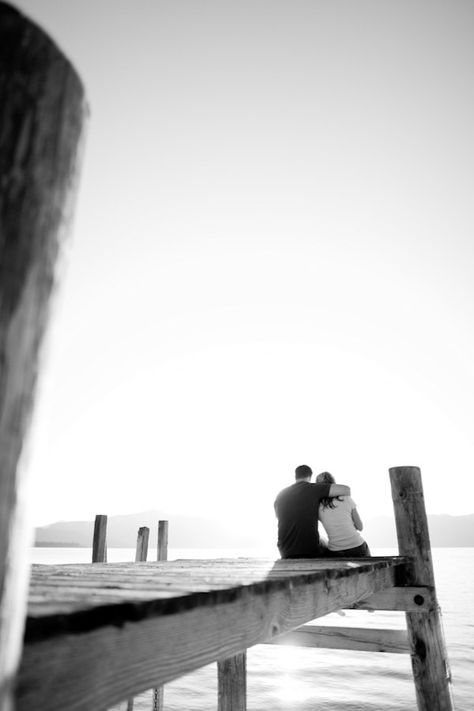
[274,481,331,558]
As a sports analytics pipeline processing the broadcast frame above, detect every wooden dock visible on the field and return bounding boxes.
[15,466,455,711]
[18,557,405,710]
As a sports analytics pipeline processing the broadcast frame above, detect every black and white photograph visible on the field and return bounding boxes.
[1,1,472,709]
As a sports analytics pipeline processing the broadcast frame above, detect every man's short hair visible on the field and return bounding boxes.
[295,464,312,480]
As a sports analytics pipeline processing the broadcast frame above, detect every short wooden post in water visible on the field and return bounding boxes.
[127,527,151,710]
[0,4,86,708]
[390,466,454,711]
[92,515,107,563]
[217,652,247,711]
[151,521,169,711]
[135,527,150,562]
[157,520,169,562]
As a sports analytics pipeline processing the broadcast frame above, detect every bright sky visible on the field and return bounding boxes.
[13,1,474,531]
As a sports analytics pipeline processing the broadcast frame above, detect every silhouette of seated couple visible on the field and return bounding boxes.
[274,464,370,559]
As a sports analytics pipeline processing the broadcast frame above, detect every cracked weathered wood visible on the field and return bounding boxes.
[390,466,454,711]
[0,2,85,708]
[349,585,435,613]
[217,652,246,711]
[17,557,405,710]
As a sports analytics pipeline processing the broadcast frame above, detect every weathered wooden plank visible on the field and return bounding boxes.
[349,586,435,613]
[24,559,405,632]
[267,625,409,654]
[0,3,85,708]
[217,652,246,711]
[18,559,404,710]
[390,466,454,711]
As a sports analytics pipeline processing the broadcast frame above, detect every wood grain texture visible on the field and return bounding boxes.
[0,2,85,707]
[349,586,435,613]
[17,557,405,710]
[267,624,409,654]
[390,467,454,711]
[217,653,246,711]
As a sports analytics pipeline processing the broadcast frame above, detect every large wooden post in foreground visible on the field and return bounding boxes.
[390,466,454,711]
[0,4,86,710]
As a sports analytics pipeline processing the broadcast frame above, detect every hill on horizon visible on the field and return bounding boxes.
[35,510,474,549]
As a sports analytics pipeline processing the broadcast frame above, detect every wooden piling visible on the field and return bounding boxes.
[0,3,85,707]
[135,527,149,562]
[92,515,107,563]
[217,653,247,711]
[390,466,454,711]
[152,521,169,710]
[157,520,168,561]
[151,686,164,711]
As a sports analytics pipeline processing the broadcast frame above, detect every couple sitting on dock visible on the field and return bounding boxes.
[274,464,371,559]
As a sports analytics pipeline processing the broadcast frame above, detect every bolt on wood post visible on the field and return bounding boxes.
[389,466,454,711]
[0,3,86,708]
[217,652,247,711]
[157,520,168,561]
[92,515,107,563]
[135,527,149,562]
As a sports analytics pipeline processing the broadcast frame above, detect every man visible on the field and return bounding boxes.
[274,464,351,558]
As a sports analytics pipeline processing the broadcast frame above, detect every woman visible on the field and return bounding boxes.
[316,471,370,557]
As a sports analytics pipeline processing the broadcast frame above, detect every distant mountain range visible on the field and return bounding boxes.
[34,511,474,549]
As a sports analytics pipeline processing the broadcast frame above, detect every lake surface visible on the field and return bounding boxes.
[29,547,473,710]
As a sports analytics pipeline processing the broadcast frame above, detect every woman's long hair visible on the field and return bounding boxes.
[317,471,344,509]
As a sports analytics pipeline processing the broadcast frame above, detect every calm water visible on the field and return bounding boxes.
[29,547,473,710]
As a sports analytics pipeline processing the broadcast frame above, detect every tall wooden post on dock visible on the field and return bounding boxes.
[390,466,454,711]
[0,4,85,709]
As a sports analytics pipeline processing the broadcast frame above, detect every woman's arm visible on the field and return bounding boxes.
[351,507,363,531]
[328,484,350,497]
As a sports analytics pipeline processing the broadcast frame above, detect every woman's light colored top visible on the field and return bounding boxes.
[318,496,364,551]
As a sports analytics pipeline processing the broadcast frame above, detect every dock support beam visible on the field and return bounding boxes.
[217,652,246,711]
[390,466,454,711]
[0,4,85,709]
